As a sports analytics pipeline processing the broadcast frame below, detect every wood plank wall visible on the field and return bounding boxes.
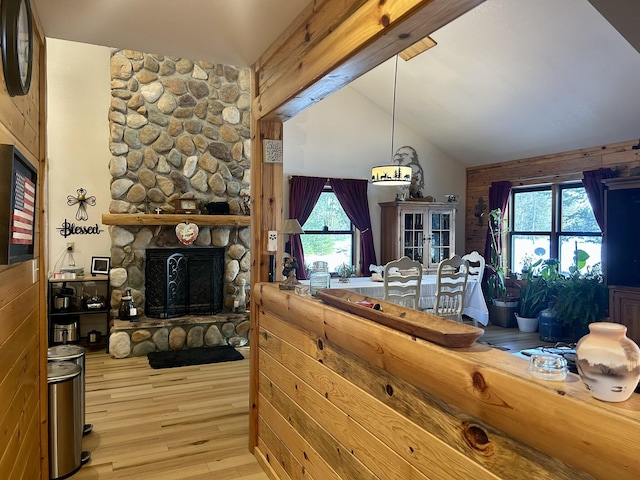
[465,139,640,255]
[253,283,640,479]
[0,7,47,479]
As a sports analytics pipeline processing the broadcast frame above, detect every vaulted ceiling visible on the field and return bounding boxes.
[32,0,640,167]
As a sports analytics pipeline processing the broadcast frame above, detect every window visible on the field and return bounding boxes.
[301,188,354,274]
[511,183,601,274]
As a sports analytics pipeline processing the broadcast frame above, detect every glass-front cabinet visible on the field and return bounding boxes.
[402,210,424,262]
[380,201,456,272]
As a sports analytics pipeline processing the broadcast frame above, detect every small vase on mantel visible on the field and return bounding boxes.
[575,322,640,402]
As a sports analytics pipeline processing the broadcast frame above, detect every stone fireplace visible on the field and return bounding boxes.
[105,50,252,356]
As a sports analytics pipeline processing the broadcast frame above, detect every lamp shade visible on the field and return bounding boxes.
[281,218,304,234]
[371,165,412,186]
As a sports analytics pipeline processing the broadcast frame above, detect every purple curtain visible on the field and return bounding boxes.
[582,167,614,231]
[330,178,377,276]
[483,181,512,264]
[289,176,326,280]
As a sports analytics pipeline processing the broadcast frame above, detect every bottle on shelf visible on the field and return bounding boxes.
[235,279,247,312]
[118,289,138,319]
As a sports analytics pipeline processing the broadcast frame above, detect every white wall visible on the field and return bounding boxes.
[46,39,112,276]
[283,85,467,264]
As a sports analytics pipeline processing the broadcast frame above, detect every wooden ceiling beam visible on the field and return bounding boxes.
[252,0,485,122]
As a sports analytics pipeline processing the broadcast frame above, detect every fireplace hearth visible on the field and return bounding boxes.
[145,248,225,319]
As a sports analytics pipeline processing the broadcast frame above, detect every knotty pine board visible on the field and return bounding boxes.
[254,283,640,479]
[258,314,586,479]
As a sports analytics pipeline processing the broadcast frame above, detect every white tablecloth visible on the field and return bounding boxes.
[303,274,489,325]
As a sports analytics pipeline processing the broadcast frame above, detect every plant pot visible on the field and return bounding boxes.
[562,319,590,343]
[489,303,518,328]
[515,314,539,333]
[493,298,520,308]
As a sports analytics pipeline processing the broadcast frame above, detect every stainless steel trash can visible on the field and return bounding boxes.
[48,344,92,436]
[48,361,82,480]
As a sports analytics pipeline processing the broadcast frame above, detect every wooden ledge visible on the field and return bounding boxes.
[102,213,251,227]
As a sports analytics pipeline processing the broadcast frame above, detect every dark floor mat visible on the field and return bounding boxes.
[147,345,244,369]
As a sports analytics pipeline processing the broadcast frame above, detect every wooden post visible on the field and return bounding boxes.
[249,81,283,448]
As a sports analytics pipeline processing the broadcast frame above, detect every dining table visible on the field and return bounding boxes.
[302,274,489,326]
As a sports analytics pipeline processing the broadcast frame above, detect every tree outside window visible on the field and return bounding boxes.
[511,183,601,275]
[301,190,354,274]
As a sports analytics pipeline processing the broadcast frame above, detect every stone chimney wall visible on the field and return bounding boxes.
[107,50,251,314]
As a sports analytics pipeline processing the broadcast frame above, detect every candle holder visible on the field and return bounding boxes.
[337,263,355,283]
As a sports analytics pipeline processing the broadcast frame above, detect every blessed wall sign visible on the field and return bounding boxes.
[57,219,103,237]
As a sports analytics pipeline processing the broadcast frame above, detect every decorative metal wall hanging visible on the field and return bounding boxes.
[67,187,96,221]
[474,197,487,226]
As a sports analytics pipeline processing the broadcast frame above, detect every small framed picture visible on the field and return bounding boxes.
[91,256,110,276]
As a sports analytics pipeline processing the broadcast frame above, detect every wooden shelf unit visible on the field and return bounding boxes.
[48,275,110,349]
[101,213,251,227]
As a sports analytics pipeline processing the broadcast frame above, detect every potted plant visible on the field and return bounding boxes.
[484,208,519,327]
[515,260,549,332]
[554,251,608,342]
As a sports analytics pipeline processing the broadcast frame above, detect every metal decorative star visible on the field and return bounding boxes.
[67,188,96,221]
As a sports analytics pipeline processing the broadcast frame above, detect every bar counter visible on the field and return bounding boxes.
[250,283,640,479]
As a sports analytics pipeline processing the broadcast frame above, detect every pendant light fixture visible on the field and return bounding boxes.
[371,55,412,186]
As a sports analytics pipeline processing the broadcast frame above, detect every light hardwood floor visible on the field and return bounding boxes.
[73,325,546,479]
[74,346,268,480]
[474,321,557,352]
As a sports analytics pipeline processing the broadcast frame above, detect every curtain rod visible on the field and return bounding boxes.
[288,175,367,182]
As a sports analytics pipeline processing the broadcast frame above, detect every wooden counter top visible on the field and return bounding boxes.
[251,282,640,480]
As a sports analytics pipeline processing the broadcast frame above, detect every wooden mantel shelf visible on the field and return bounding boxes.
[101,213,251,227]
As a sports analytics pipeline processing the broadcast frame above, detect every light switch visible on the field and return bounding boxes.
[267,230,278,252]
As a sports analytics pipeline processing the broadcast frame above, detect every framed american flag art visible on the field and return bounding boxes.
[0,144,37,264]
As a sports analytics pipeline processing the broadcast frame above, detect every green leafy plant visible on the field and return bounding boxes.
[517,259,550,318]
[336,263,355,278]
[484,208,509,301]
[554,250,608,327]
[540,258,560,283]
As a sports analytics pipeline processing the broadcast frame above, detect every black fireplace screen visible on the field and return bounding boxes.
[145,248,224,318]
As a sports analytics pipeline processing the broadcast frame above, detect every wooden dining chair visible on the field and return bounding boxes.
[461,251,485,326]
[383,256,423,309]
[461,251,485,285]
[427,255,469,322]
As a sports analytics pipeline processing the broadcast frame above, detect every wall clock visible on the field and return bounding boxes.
[1,0,33,97]
[174,198,200,214]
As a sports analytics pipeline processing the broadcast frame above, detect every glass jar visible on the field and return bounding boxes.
[309,268,330,296]
[236,279,247,312]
